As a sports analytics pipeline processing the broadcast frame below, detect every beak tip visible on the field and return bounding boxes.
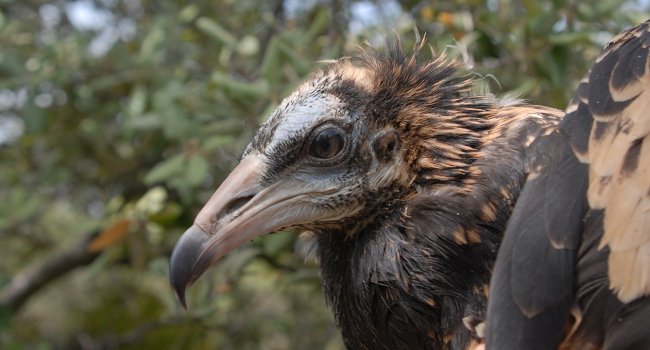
[169,224,212,309]
[174,286,188,310]
[170,270,189,309]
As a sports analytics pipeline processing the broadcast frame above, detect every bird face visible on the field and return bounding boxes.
[170,67,412,306]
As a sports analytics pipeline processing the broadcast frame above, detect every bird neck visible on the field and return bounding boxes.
[316,202,498,349]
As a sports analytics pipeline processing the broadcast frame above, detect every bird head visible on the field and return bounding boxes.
[169,43,493,307]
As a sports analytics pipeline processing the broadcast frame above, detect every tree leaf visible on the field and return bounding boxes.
[185,155,210,187]
[196,17,237,48]
[211,72,269,98]
[262,231,295,256]
[135,186,168,216]
[144,154,185,184]
[88,219,132,253]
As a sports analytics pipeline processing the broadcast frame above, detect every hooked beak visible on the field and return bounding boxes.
[169,153,332,308]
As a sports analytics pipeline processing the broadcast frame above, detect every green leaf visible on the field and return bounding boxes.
[548,31,590,45]
[0,188,42,230]
[262,231,295,256]
[304,7,331,42]
[237,35,259,57]
[179,5,199,23]
[139,24,165,60]
[148,202,183,224]
[577,0,628,20]
[220,247,260,277]
[135,186,168,216]
[285,268,321,285]
[203,135,237,151]
[152,81,196,140]
[128,85,147,116]
[276,39,312,76]
[261,37,283,84]
[211,72,269,98]
[185,155,210,187]
[124,112,161,131]
[196,17,237,48]
[0,304,12,330]
[144,154,185,184]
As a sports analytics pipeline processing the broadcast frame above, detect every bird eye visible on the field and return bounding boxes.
[309,127,345,159]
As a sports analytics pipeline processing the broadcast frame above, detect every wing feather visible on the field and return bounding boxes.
[487,20,650,348]
[486,128,588,349]
[580,21,650,302]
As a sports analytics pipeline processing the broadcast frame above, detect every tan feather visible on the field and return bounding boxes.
[582,23,650,302]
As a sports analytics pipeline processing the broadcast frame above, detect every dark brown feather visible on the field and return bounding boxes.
[487,20,650,349]
[311,46,566,349]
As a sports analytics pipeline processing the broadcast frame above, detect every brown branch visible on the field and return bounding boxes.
[0,231,101,312]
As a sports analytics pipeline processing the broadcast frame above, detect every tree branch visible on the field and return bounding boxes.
[0,231,101,312]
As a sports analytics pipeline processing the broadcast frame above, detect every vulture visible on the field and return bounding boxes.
[169,21,649,349]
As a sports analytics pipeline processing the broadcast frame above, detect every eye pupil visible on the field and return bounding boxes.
[309,128,345,159]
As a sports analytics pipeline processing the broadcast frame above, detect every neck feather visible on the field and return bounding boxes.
[316,199,500,349]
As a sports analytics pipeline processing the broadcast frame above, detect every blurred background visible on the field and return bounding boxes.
[0,0,647,349]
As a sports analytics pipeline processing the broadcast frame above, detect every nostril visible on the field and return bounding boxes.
[220,195,255,220]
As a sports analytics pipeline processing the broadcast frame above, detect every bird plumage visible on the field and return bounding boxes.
[169,22,649,350]
[486,20,650,349]
[307,44,564,349]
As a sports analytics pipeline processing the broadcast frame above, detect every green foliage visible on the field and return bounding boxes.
[0,0,646,348]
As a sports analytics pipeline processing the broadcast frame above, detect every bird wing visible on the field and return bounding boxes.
[574,21,650,303]
[487,20,650,349]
